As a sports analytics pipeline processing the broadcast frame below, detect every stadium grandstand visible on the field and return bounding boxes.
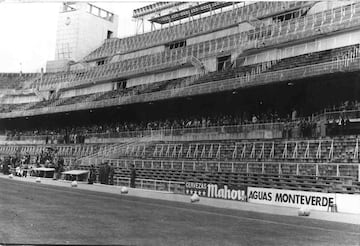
[2,1,360,217]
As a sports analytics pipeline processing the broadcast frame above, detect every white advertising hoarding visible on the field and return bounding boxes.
[247,187,336,212]
[335,193,360,214]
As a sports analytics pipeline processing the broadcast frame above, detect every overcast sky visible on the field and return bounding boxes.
[0,1,154,73]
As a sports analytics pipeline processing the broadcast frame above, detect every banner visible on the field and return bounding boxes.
[247,187,336,211]
[185,182,246,201]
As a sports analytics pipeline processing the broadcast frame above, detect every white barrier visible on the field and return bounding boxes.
[248,187,360,214]
[335,194,360,214]
[247,187,335,212]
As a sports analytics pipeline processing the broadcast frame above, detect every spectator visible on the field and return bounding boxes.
[130,165,136,188]
[104,162,110,185]
[88,165,96,184]
[2,156,10,175]
[99,163,106,184]
[252,115,258,124]
[109,164,115,185]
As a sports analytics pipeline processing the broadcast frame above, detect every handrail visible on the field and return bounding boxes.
[4,121,286,141]
[84,158,360,167]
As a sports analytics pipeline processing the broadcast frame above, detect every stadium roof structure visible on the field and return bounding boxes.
[134,2,238,24]
[132,2,185,19]
[150,2,237,24]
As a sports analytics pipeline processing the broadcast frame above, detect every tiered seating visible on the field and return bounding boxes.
[41,76,193,107]
[77,163,357,193]
[28,98,59,109]
[111,137,360,166]
[74,137,360,192]
[18,41,359,112]
[2,136,359,193]
[56,94,96,106]
[89,137,358,183]
[35,49,192,89]
[28,2,360,92]
[84,2,311,61]
[266,44,360,72]
[0,103,27,113]
[0,73,39,89]
[190,62,268,87]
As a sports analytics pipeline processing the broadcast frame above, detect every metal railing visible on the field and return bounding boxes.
[3,121,285,142]
[85,158,360,182]
[86,122,285,139]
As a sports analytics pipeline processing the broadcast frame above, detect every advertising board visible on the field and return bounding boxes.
[185,182,246,201]
[247,187,336,212]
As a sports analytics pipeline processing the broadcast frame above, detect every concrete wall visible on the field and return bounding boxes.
[60,82,113,98]
[202,56,218,72]
[77,10,118,61]
[0,94,39,104]
[113,46,165,62]
[126,67,199,88]
[187,26,242,46]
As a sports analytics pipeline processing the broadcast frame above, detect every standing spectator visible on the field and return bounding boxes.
[2,156,10,175]
[109,164,115,185]
[130,165,136,188]
[99,163,106,184]
[88,165,96,184]
[291,109,297,121]
[55,156,64,180]
[24,152,30,165]
[252,115,258,124]
[104,162,110,185]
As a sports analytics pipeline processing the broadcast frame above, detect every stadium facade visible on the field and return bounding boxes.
[1,1,360,213]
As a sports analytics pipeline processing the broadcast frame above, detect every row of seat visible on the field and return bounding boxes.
[0,73,39,90]
[23,76,194,111]
[266,44,360,73]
